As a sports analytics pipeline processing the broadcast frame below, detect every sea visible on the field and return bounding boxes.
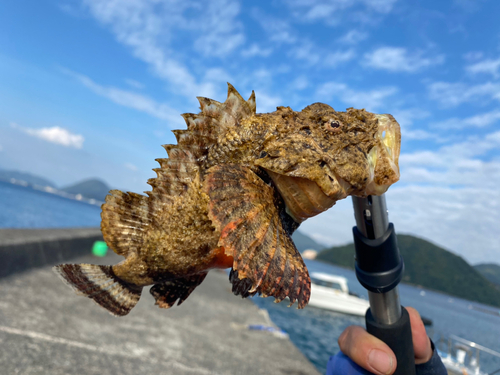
[2,180,500,374]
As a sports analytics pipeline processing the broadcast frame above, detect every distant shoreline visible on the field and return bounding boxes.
[0,179,103,207]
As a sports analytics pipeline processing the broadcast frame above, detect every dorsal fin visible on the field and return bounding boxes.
[247,90,256,114]
[146,83,256,199]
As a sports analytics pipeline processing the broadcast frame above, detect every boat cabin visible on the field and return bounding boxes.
[310,272,349,294]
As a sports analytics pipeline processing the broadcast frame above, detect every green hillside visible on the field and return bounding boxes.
[292,231,325,253]
[61,178,111,201]
[0,169,56,187]
[316,234,500,308]
[474,263,500,288]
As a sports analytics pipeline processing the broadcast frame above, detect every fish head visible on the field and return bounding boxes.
[304,104,401,197]
[255,104,401,222]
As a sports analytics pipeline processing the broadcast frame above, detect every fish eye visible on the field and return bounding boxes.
[326,119,342,132]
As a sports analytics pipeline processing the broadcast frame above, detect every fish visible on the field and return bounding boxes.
[53,83,401,316]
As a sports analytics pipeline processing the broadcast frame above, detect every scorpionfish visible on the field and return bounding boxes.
[54,84,401,316]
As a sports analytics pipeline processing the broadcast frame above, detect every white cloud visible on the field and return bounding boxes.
[316,82,398,111]
[290,76,309,91]
[11,122,84,149]
[362,0,399,13]
[302,129,500,264]
[289,41,356,67]
[299,199,357,248]
[399,130,500,189]
[363,47,445,72]
[124,79,145,90]
[250,9,297,44]
[337,29,368,44]
[428,81,500,107]
[124,163,138,171]
[254,91,283,113]
[391,108,433,140]
[81,0,240,99]
[301,183,500,265]
[83,0,243,57]
[192,1,245,56]
[391,130,500,263]
[466,57,500,79]
[63,69,182,125]
[432,109,500,129]
[391,108,430,127]
[288,39,356,68]
[202,68,233,85]
[303,3,340,21]
[453,0,485,12]
[282,0,398,24]
[241,44,273,57]
[463,51,483,61]
[324,49,356,67]
[386,184,499,265]
[289,41,321,65]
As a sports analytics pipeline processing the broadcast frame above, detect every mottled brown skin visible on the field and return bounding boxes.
[58,83,400,314]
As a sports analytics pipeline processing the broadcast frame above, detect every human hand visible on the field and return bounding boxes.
[336,307,432,375]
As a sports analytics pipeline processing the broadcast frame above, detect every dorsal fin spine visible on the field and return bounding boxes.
[247,90,256,114]
[197,97,222,117]
[148,83,256,198]
[181,113,197,129]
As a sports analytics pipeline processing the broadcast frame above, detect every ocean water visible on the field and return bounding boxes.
[0,181,102,228]
[2,181,500,374]
[253,260,500,373]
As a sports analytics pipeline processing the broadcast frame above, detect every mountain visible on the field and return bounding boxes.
[292,231,325,253]
[316,234,500,308]
[474,264,500,288]
[61,179,111,201]
[0,169,56,187]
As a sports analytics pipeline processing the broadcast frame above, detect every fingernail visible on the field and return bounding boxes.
[368,349,393,375]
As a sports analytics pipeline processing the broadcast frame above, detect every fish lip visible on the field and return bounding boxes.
[322,114,401,198]
[364,114,401,195]
[375,114,401,164]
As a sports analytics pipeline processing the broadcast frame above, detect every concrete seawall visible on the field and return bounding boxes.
[0,228,320,374]
[0,228,102,278]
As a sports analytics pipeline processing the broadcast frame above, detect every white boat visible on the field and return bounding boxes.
[308,272,370,316]
[437,335,500,375]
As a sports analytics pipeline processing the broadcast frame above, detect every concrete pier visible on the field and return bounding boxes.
[0,228,103,278]
[0,228,320,375]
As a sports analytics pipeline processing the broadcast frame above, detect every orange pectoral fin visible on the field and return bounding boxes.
[204,164,311,308]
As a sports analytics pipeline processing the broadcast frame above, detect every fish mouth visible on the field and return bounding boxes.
[365,114,401,196]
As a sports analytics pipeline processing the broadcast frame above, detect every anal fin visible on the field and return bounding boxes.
[150,272,208,309]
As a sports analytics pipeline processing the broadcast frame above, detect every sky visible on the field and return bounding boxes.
[0,0,499,265]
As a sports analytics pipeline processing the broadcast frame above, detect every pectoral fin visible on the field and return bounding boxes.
[204,164,311,308]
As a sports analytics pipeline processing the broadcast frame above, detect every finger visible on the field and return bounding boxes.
[339,325,396,375]
[406,307,432,364]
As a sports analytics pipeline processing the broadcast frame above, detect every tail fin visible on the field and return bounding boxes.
[53,264,142,316]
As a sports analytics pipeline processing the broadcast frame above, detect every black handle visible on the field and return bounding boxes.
[366,306,416,375]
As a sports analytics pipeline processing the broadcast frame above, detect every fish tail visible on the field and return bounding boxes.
[53,264,142,316]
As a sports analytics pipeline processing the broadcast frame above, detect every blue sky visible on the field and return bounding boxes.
[1,0,499,264]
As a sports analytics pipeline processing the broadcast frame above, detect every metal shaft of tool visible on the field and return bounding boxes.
[352,195,402,325]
